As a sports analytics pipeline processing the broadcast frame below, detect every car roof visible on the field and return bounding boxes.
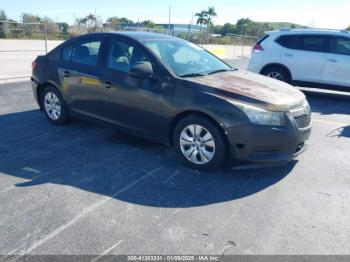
[76,31,180,41]
[266,29,350,37]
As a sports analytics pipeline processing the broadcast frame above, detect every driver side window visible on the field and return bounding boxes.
[107,39,153,73]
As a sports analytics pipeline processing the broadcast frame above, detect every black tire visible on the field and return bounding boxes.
[173,114,228,171]
[262,66,290,83]
[41,86,69,125]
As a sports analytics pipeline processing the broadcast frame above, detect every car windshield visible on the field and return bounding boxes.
[142,40,233,77]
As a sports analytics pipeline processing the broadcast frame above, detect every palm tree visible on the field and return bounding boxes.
[195,11,208,33]
[205,7,217,35]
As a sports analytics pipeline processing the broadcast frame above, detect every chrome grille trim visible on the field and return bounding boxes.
[290,100,311,128]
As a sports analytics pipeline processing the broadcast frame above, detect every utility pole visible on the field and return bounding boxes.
[168,5,171,35]
[190,12,194,33]
[44,22,48,54]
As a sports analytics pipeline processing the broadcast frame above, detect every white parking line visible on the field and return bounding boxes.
[11,167,163,255]
[90,240,124,262]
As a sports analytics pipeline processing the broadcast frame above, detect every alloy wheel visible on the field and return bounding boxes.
[267,71,285,81]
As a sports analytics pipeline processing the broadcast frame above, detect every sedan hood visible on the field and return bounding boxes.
[187,70,306,111]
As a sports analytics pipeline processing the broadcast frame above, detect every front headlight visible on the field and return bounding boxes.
[230,101,286,126]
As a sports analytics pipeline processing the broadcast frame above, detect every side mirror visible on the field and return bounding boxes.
[129,62,153,79]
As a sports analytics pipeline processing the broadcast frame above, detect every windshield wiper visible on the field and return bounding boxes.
[206,69,233,75]
[179,72,207,78]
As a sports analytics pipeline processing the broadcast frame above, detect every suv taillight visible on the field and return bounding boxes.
[31,61,37,71]
[252,43,264,53]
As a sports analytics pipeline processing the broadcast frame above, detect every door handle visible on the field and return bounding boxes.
[327,58,338,63]
[285,53,293,57]
[103,81,113,89]
[63,71,71,78]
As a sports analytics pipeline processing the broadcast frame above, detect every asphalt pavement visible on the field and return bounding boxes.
[0,79,349,256]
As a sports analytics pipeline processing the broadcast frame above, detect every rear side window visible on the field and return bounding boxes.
[257,34,270,45]
[276,35,328,52]
[71,39,102,66]
[62,45,73,61]
[330,37,350,55]
[48,48,60,61]
[276,35,301,49]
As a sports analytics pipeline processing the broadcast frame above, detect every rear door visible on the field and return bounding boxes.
[322,36,350,88]
[59,36,105,118]
[278,34,327,83]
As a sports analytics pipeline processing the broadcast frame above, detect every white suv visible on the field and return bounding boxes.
[248,29,350,90]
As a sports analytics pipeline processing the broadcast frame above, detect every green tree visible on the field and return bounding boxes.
[0,9,7,20]
[195,11,208,33]
[0,9,8,38]
[205,6,217,34]
[21,13,42,37]
[140,20,155,28]
[105,16,134,30]
[118,17,134,25]
[236,18,253,35]
[78,14,102,32]
[42,16,60,38]
[58,22,69,34]
[105,16,120,30]
[221,23,236,35]
[139,20,164,30]
[347,26,350,31]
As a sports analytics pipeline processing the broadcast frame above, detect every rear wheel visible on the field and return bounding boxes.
[41,86,69,125]
[262,66,290,83]
[173,115,228,171]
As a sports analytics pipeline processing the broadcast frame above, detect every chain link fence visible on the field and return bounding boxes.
[120,27,259,58]
[0,21,68,80]
[0,21,260,80]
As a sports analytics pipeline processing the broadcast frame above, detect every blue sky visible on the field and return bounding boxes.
[1,0,349,29]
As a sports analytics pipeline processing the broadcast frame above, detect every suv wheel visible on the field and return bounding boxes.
[41,86,69,125]
[173,115,228,171]
[262,66,290,83]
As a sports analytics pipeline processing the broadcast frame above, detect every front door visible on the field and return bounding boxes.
[100,36,166,140]
[322,36,350,88]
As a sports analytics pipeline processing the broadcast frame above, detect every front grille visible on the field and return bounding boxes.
[295,114,311,128]
[290,101,311,129]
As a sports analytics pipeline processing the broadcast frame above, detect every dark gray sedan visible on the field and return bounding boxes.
[31,32,311,170]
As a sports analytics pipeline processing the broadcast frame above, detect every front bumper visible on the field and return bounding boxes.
[226,113,311,165]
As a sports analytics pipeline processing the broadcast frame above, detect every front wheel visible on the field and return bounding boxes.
[173,115,228,171]
[41,86,69,125]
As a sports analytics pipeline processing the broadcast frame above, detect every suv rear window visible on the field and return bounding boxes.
[276,35,301,49]
[256,34,270,45]
[276,35,329,52]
